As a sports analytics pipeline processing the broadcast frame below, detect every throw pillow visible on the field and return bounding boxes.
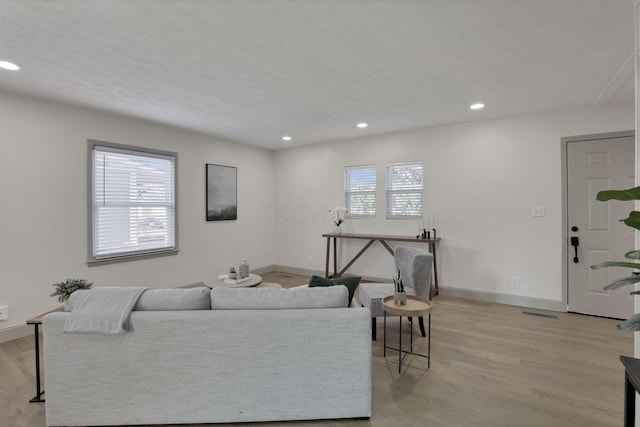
[308,275,360,307]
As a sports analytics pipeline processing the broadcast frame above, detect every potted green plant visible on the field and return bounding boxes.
[393,269,407,305]
[591,186,640,330]
[50,278,94,311]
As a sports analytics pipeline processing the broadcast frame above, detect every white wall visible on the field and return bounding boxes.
[0,89,633,335]
[0,91,276,332]
[274,104,634,307]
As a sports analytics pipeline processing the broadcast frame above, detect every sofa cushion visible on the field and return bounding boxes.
[308,275,360,306]
[210,286,348,310]
[133,286,211,311]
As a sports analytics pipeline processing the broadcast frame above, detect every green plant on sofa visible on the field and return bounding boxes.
[591,186,640,330]
[50,278,94,303]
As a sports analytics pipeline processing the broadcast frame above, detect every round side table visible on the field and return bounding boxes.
[381,295,432,373]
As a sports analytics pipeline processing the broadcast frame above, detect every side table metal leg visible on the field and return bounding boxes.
[428,313,431,369]
[383,312,387,357]
[410,316,414,353]
[398,316,402,373]
[30,323,45,403]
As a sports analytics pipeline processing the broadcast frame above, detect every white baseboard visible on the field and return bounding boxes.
[437,286,566,312]
[0,324,32,344]
[268,265,566,312]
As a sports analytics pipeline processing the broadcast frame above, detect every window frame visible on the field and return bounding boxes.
[87,139,179,265]
[344,164,377,219]
[385,161,424,219]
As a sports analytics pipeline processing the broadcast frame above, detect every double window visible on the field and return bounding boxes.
[89,140,178,263]
[344,162,424,219]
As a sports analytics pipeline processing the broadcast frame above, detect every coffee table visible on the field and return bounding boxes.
[382,295,432,373]
[203,273,263,288]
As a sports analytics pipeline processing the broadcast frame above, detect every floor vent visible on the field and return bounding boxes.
[522,311,558,319]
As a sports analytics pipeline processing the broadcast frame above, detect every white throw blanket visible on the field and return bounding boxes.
[63,287,149,335]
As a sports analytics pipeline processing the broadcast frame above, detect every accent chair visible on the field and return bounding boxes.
[358,246,433,340]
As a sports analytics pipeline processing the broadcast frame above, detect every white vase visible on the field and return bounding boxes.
[333,224,342,234]
[394,291,407,305]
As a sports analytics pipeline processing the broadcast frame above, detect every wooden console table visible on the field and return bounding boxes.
[322,232,441,295]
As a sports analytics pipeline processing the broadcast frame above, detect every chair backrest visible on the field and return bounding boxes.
[394,246,433,299]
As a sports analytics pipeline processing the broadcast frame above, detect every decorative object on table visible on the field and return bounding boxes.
[330,206,346,233]
[228,267,237,280]
[393,269,407,305]
[206,164,237,221]
[50,278,94,311]
[591,186,640,330]
[238,259,250,278]
[418,228,430,239]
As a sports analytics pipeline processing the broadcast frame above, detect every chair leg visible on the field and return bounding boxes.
[372,317,377,341]
[419,316,426,337]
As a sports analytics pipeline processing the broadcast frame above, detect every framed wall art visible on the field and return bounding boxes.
[206,164,237,221]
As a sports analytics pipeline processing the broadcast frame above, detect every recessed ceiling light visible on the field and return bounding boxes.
[282,136,292,141]
[0,61,20,71]
[357,122,368,128]
[470,103,485,110]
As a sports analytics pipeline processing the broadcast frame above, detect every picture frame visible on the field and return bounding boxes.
[206,164,237,221]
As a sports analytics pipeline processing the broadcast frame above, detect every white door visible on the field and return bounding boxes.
[567,135,634,318]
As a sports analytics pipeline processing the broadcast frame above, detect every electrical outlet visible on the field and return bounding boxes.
[532,206,545,217]
[0,305,8,321]
[510,277,521,289]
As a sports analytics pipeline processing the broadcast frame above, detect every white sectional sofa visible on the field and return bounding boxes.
[43,286,372,426]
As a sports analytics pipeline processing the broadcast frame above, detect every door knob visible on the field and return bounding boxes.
[570,236,579,263]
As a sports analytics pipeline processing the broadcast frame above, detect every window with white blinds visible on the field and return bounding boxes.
[344,165,376,218]
[386,162,423,218]
[89,141,177,262]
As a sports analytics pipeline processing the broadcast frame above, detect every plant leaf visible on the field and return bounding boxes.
[591,261,640,270]
[617,314,640,331]
[604,275,640,290]
[625,250,640,260]
[597,187,640,201]
[622,211,640,231]
[631,290,640,295]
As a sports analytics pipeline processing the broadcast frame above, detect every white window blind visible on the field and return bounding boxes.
[386,162,423,218]
[91,143,176,261]
[344,165,376,217]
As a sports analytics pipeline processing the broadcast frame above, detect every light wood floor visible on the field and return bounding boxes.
[0,271,632,427]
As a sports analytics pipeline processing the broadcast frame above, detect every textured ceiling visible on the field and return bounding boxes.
[0,0,635,150]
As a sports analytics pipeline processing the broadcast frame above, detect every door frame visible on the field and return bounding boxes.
[561,130,635,312]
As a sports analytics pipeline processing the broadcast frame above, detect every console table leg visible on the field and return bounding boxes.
[325,237,330,278]
[29,323,45,403]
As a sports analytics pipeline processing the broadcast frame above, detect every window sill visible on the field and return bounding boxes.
[386,215,422,220]
[87,249,179,267]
